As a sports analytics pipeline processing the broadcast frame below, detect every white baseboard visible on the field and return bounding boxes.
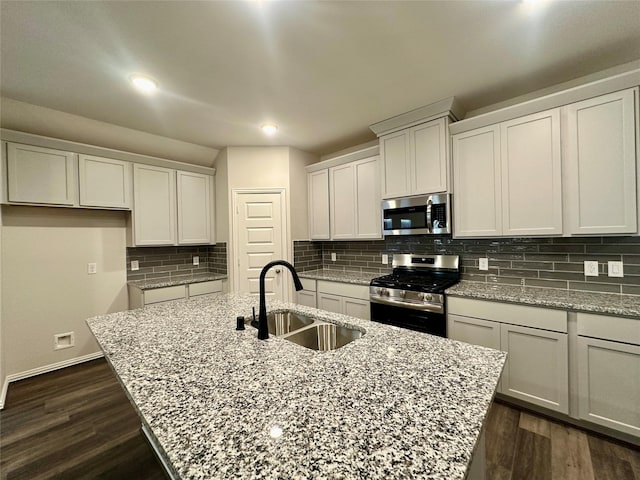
[0,351,104,409]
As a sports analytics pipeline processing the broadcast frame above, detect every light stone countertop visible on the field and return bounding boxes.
[128,273,227,290]
[447,281,640,318]
[298,268,382,286]
[87,293,506,480]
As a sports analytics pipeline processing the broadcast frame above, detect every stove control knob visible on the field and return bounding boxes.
[383,288,390,296]
[375,287,383,295]
[376,288,389,296]
[399,290,406,298]
[422,293,433,302]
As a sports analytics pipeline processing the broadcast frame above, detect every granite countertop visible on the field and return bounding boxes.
[447,281,640,318]
[298,268,381,286]
[128,273,227,290]
[87,293,506,480]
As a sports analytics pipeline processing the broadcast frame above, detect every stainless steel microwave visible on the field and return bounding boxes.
[382,194,451,235]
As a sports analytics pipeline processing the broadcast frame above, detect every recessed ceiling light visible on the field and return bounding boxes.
[261,123,278,135]
[129,74,158,93]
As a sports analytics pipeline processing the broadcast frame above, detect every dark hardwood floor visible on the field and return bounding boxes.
[1,358,638,479]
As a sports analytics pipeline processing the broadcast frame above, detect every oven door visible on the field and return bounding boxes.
[370,300,446,337]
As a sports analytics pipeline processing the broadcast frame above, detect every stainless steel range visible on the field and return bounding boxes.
[369,254,460,337]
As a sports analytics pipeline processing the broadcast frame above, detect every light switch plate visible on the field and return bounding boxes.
[608,261,624,277]
[131,260,139,271]
[87,262,97,274]
[382,254,389,264]
[584,261,599,277]
[478,258,489,271]
[193,256,199,266]
[331,252,337,262]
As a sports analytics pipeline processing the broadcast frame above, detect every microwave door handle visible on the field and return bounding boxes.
[426,198,433,233]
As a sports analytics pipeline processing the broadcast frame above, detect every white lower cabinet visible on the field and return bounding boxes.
[296,278,318,308]
[315,280,370,320]
[577,313,640,436]
[448,297,569,414]
[500,323,568,414]
[128,280,223,309]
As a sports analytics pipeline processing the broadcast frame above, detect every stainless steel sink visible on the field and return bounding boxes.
[284,323,363,351]
[264,310,363,351]
[266,311,315,336]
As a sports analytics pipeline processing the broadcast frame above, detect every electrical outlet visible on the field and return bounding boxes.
[382,254,389,264]
[584,261,599,277]
[193,256,199,266]
[87,262,97,274]
[608,261,624,278]
[478,258,489,271]
[131,260,139,271]
[331,252,337,262]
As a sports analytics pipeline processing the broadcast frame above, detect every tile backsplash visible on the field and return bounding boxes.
[294,236,640,295]
[127,243,227,282]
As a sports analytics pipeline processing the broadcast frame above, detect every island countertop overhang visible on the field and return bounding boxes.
[87,293,506,480]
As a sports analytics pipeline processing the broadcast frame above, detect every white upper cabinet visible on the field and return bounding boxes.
[133,164,177,246]
[380,117,449,199]
[380,129,411,198]
[6,143,76,205]
[177,170,212,244]
[452,125,502,237]
[308,169,330,240]
[412,117,449,194]
[329,156,382,240]
[564,88,638,235]
[453,108,562,237]
[78,154,132,209]
[354,156,381,238]
[329,163,356,239]
[501,109,562,236]
[133,165,214,246]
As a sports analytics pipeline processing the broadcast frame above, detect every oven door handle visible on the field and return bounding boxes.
[369,296,444,314]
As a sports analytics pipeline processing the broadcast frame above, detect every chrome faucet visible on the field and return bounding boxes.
[257,260,304,340]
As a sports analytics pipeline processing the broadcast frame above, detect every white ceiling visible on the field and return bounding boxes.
[1,1,640,162]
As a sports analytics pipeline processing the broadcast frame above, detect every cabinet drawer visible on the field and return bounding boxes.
[577,313,640,345]
[188,280,222,297]
[317,280,369,301]
[300,278,316,292]
[447,297,567,333]
[144,285,186,304]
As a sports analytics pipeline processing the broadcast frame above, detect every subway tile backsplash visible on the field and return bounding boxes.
[294,236,640,295]
[127,243,227,282]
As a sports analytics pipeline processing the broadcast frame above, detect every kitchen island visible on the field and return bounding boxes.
[87,293,506,480]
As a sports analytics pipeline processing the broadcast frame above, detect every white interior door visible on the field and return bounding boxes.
[234,191,286,300]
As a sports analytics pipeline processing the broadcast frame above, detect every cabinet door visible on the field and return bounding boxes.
[296,290,317,308]
[344,298,370,320]
[564,88,638,234]
[500,323,569,414]
[452,125,502,237]
[317,292,343,314]
[447,314,501,350]
[501,109,562,236]
[412,117,448,194]
[380,130,410,199]
[177,170,212,244]
[308,170,330,240]
[133,164,177,246]
[329,163,356,239]
[7,143,76,205]
[78,154,131,209]
[354,156,382,239]
[578,336,640,436]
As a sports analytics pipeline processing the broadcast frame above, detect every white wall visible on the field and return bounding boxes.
[1,206,128,395]
[0,97,219,167]
[214,148,229,244]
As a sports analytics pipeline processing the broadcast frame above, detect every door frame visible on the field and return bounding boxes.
[230,188,291,300]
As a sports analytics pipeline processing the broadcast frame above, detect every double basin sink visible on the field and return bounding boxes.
[261,310,363,351]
